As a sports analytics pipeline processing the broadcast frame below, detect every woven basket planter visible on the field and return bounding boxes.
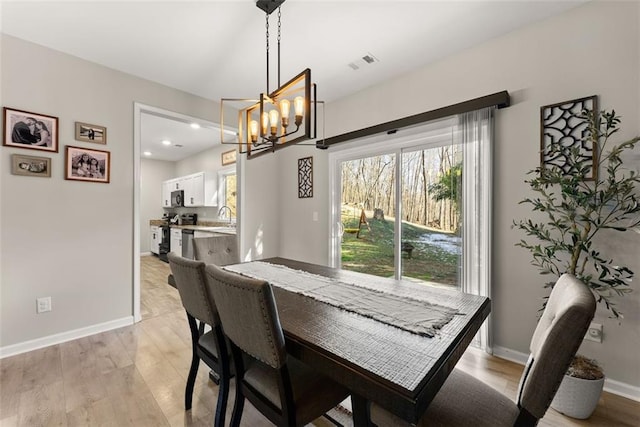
[550,374,604,419]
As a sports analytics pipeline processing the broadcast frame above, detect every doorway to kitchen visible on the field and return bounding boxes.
[132,103,240,322]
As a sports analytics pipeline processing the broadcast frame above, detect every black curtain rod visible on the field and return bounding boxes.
[318,90,510,148]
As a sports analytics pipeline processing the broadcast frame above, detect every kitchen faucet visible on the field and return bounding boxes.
[218,205,234,226]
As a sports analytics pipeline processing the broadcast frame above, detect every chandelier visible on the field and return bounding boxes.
[221,0,322,157]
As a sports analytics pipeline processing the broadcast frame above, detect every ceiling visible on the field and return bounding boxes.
[1,0,586,161]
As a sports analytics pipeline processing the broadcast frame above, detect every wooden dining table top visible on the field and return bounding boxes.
[235,257,491,425]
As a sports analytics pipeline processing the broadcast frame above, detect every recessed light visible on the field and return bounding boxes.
[190,123,201,129]
[161,139,171,145]
[143,151,152,156]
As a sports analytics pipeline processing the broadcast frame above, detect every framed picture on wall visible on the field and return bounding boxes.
[65,146,111,183]
[3,107,59,152]
[221,149,237,165]
[75,122,107,144]
[11,154,52,178]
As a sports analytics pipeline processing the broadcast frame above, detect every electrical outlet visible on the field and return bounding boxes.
[37,297,52,313]
[584,322,602,343]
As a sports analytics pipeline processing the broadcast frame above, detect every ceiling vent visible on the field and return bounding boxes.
[347,52,379,71]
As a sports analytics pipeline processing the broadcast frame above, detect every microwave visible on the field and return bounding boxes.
[171,190,184,207]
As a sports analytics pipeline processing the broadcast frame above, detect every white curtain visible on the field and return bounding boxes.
[458,107,494,352]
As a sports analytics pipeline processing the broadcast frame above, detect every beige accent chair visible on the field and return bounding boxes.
[167,252,231,427]
[371,273,596,427]
[167,234,238,289]
[203,263,351,427]
[193,234,239,266]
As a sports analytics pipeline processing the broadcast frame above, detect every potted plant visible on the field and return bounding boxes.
[513,108,640,418]
[550,355,605,419]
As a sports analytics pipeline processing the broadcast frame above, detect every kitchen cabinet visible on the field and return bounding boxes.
[150,225,160,254]
[161,180,173,207]
[170,228,182,255]
[162,172,216,208]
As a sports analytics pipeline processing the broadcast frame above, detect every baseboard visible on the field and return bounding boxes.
[0,316,134,359]
[140,251,152,256]
[492,346,640,402]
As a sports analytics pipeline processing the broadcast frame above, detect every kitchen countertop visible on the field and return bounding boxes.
[149,220,236,235]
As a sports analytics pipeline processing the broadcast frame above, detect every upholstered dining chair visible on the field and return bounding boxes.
[203,263,351,427]
[167,252,231,427]
[193,235,239,266]
[370,273,597,427]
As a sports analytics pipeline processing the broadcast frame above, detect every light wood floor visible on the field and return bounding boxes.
[1,255,638,426]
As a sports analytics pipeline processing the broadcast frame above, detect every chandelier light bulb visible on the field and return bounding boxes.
[261,111,269,136]
[294,96,304,126]
[269,109,279,136]
[249,120,259,143]
[279,99,290,128]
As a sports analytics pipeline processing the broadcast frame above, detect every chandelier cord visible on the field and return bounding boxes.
[265,13,270,94]
[277,6,281,88]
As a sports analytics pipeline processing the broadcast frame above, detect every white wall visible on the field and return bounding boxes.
[140,158,175,252]
[0,34,218,351]
[261,1,640,390]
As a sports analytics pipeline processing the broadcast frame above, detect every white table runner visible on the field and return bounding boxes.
[224,261,458,337]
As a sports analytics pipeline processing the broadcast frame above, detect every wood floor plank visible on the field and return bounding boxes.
[19,345,63,393]
[89,330,133,374]
[0,354,24,420]
[65,397,119,427]
[17,379,67,426]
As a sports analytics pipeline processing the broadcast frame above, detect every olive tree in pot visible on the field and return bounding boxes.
[513,109,640,419]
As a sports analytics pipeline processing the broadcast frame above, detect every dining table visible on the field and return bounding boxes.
[223,257,491,427]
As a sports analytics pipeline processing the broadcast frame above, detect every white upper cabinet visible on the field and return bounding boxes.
[162,172,216,208]
[162,179,174,207]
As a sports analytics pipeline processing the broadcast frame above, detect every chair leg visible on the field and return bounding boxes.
[229,388,245,427]
[185,313,201,410]
[214,365,230,427]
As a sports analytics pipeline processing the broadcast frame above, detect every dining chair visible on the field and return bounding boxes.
[167,252,231,427]
[193,235,239,266]
[370,273,596,427]
[203,263,351,427]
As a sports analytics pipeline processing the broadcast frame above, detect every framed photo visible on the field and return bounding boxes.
[3,107,58,152]
[65,146,110,183]
[75,122,107,144]
[221,149,237,166]
[11,154,51,178]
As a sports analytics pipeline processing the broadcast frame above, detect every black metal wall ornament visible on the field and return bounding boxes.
[540,95,599,180]
[298,156,313,198]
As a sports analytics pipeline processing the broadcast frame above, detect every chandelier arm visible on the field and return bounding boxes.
[260,123,300,144]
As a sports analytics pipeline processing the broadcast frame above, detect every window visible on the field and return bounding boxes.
[218,168,237,220]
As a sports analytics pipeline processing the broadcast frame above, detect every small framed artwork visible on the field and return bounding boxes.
[65,145,111,183]
[298,156,313,198]
[75,122,107,144]
[540,95,598,180]
[11,154,52,178]
[221,149,237,166]
[3,107,59,152]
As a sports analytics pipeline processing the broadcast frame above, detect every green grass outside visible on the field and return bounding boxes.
[341,215,460,285]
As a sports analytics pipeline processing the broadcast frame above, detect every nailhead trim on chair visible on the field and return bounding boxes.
[216,277,282,368]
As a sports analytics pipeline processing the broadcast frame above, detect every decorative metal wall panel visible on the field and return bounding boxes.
[298,156,313,198]
[540,95,598,180]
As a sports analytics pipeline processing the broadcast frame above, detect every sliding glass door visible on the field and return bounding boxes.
[340,153,396,278]
[337,142,463,289]
[331,110,493,349]
[400,144,462,286]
